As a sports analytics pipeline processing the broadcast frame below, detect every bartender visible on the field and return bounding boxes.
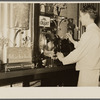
[57,5,100,86]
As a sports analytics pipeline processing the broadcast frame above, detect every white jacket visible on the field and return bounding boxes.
[62,23,100,70]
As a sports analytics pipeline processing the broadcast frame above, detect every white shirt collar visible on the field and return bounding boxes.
[86,23,96,31]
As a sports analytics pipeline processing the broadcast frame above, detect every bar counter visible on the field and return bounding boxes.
[0,64,79,87]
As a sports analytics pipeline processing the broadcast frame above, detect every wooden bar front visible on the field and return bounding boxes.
[0,64,79,87]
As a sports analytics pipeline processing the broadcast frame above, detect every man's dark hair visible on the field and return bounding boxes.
[80,4,97,20]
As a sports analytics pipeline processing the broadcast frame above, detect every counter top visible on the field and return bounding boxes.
[0,64,75,80]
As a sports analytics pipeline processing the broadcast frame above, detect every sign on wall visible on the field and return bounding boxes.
[39,16,50,27]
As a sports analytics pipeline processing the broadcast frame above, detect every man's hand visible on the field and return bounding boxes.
[65,33,73,42]
[64,32,76,45]
[57,52,64,61]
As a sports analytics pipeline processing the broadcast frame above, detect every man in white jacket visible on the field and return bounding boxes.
[57,5,100,86]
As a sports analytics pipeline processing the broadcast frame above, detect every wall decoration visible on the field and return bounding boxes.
[53,3,67,16]
[39,16,50,27]
[13,3,30,30]
[45,3,54,14]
